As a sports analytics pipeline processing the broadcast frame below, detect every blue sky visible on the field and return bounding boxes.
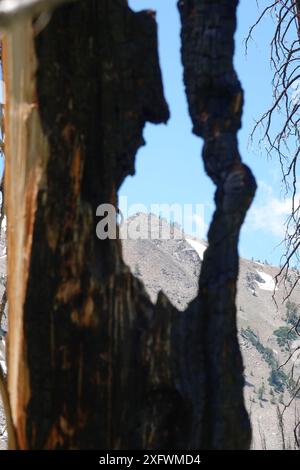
[120,0,297,266]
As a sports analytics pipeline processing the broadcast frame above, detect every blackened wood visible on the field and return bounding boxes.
[178,0,255,449]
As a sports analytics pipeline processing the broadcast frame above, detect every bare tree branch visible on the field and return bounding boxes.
[248,1,300,448]
[248,1,300,298]
[0,362,16,449]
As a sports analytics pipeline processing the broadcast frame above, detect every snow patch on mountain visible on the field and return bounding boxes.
[0,338,6,374]
[255,269,277,291]
[185,238,207,260]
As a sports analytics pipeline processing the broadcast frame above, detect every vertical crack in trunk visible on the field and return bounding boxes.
[178,0,255,449]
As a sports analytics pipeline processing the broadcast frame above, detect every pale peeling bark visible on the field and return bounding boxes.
[0,0,78,28]
[3,21,49,447]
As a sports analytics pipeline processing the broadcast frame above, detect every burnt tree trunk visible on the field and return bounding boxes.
[3,0,254,449]
[179,0,256,448]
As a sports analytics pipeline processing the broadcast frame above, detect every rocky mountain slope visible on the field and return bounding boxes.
[122,213,300,450]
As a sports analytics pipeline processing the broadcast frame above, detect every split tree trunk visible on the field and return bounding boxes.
[3,0,254,449]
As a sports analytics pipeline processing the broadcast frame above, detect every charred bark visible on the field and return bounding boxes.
[3,0,253,450]
[178,0,255,448]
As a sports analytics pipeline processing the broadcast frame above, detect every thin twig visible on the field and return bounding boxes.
[0,363,17,449]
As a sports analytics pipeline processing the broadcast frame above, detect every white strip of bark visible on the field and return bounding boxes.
[0,0,79,28]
